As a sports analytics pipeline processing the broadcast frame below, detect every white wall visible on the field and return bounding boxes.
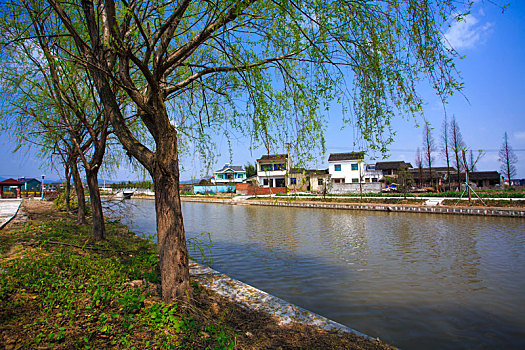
[328,160,363,183]
[330,183,382,194]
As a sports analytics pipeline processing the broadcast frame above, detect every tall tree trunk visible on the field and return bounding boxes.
[65,163,71,212]
[70,159,87,224]
[454,150,461,191]
[78,35,190,302]
[152,139,191,303]
[85,168,105,241]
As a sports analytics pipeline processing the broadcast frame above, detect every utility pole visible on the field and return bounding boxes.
[41,174,45,200]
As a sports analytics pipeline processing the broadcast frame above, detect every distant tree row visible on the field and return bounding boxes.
[415,115,518,190]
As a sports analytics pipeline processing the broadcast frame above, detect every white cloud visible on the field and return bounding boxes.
[515,131,525,140]
[443,14,493,50]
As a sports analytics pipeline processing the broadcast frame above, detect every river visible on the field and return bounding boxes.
[115,199,525,349]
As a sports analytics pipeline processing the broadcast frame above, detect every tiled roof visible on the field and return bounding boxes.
[450,171,502,181]
[290,168,305,174]
[0,178,23,186]
[469,171,501,180]
[257,154,288,161]
[17,178,41,184]
[410,167,455,173]
[375,161,411,170]
[215,164,245,173]
[307,169,329,175]
[328,152,364,162]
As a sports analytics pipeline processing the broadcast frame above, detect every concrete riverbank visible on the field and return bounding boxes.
[180,196,525,217]
[189,261,373,340]
[0,199,22,229]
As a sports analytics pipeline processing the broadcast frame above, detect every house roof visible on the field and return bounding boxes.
[0,178,23,186]
[214,164,244,173]
[410,167,455,174]
[375,161,412,170]
[17,178,41,184]
[328,152,364,162]
[431,167,455,172]
[307,169,329,175]
[290,167,305,174]
[450,171,502,181]
[257,154,288,162]
[469,171,501,181]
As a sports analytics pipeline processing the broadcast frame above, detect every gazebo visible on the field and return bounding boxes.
[0,178,23,198]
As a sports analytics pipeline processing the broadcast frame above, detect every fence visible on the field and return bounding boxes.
[235,183,286,195]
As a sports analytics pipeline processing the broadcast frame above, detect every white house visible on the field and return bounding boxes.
[363,164,383,183]
[211,164,246,184]
[328,152,366,184]
[256,154,291,187]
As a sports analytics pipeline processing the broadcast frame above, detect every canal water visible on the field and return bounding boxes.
[116,199,525,349]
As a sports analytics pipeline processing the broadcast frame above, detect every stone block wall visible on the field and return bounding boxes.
[330,183,382,194]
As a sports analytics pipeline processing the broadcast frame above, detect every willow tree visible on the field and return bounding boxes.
[0,32,89,225]
[0,15,114,239]
[5,0,467,302]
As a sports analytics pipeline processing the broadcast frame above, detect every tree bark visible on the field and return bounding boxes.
[65,163,71,212]
[152,135,191,303]
[70,159,87,224]
[85,168,105,241]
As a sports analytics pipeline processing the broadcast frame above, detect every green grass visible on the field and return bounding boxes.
[274,189,525,199]
[0,216,236,349]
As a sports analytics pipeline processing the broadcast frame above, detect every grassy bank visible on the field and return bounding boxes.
[0,200,392,349]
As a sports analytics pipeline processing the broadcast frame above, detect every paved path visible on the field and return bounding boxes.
[0,199,23,229]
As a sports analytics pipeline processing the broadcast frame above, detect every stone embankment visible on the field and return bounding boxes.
[0,199,22,229]
[190,262,373,339]
[181,196,525,218]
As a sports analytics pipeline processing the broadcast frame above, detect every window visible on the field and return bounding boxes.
[274,163,285,170]
[352,178,359,183]
[334,164,341,171]
[263,179,269,186]
[318,178,323,186]
[351,163,358,171]
[372,178,378,183]
[365,178,370,183]
[290,178,297,185]
[261,164,272,171]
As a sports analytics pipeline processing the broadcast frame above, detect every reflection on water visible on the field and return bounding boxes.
[115,199,525,350]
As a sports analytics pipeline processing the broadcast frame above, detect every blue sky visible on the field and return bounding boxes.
[1,1,524,182]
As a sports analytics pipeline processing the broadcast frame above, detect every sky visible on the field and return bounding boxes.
[1,1,524,182]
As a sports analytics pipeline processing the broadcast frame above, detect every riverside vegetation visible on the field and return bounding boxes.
[0,200,392,349]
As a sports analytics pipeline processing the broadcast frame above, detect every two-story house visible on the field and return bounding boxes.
[328,152,365,184]
[211,164,246,184]
[256,154,292,188]
[363,164,383,183]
